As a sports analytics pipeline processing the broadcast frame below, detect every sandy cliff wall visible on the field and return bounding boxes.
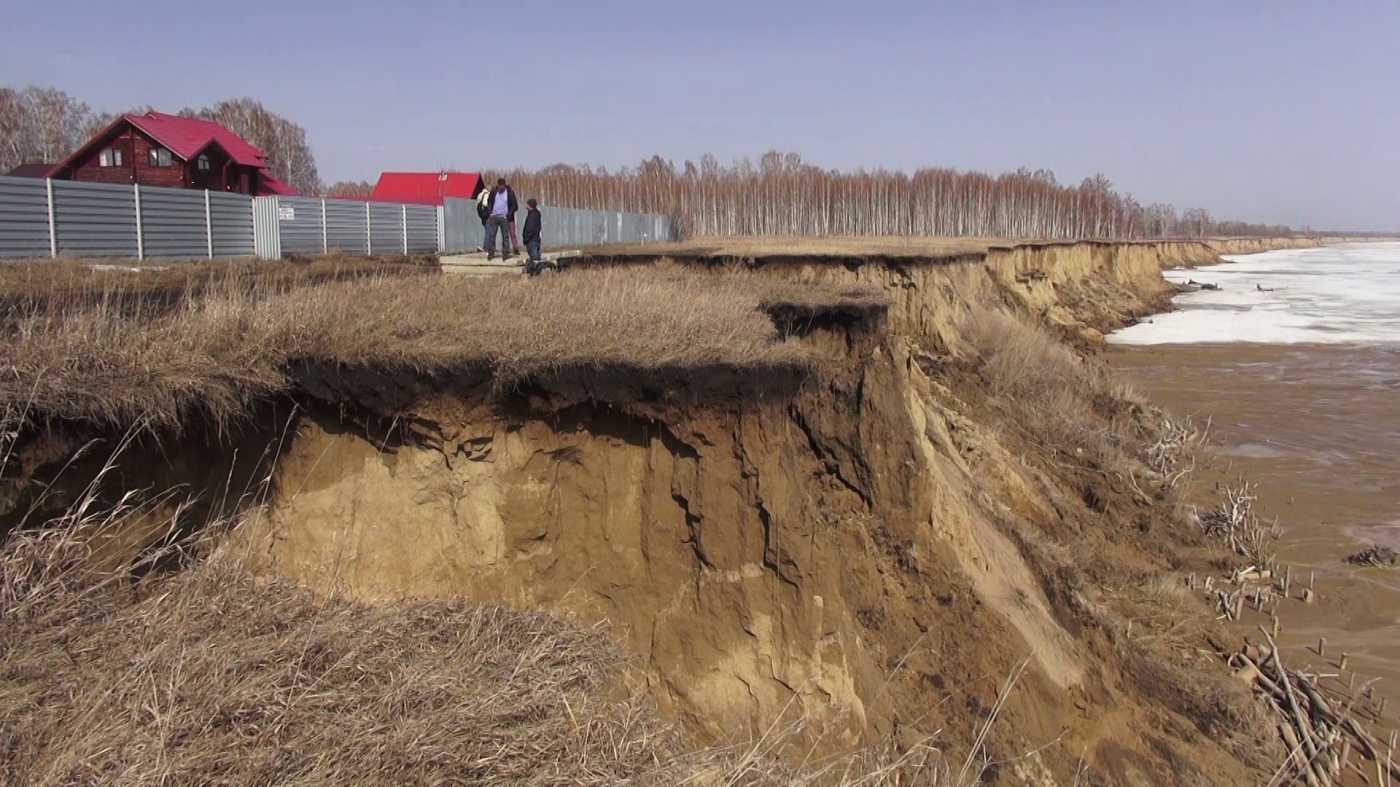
[231,238,1289,783]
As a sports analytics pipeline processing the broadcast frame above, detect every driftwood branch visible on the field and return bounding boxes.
[1241,627,1400,786]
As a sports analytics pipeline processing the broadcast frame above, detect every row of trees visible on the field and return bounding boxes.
[499,153,1292,239]
[3,85,1291,239]
[0,86,322,194]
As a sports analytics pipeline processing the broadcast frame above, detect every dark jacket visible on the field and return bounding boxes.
[487,185,519,218]
[475,193,491,224]
[522,208,542,244]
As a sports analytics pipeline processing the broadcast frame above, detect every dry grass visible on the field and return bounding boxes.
[960,306,1144,464]
[0,254,429,313]
[0,411,945,785]
[584,236,1004,260]
[579,235,1250,262]
[0,522,953,785]
[1,539,676,784]
[2,265,883,429]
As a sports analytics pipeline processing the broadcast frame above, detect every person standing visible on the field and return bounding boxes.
[508,204,522,256]
[475,188,492,252]
[484,177,518,259]
[522,198,543,273]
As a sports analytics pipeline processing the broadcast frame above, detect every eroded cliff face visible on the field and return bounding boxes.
[232,239,1292,784]
[240,337,1097,768]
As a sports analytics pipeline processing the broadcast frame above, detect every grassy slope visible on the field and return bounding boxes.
[1,261,885,428]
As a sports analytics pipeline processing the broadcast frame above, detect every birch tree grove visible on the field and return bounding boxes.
[0,87,91,172]
[502,152,1293,240]
[2,82,1294,239]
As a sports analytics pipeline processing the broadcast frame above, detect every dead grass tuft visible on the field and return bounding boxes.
[1,523,689,784]
[960,306,1145,467]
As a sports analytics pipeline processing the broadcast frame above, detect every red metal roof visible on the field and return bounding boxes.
[370,171,483,206]
[124,111,268,167]
[5,163,55,178]
[257,173,299,196]
[48,111,299,196]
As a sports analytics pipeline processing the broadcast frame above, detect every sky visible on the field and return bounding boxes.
[3,0,1396,230]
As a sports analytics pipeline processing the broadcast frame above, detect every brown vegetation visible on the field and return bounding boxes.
[587,235,1001,260]
[961,306,1144,464]
[952,304,1285,769]
[0,526,679,784]
[0,262,885,428]
[0,410,951,785]
[0,241,1314,783]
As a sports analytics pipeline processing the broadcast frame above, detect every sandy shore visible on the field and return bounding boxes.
[1112,343,1400,716]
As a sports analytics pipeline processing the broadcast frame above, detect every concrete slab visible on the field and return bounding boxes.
[439,249,582,276]
[441,264,526,276]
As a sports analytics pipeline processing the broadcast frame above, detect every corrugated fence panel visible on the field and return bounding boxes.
[405,205,438,252]
[368,203,403,254]
[0,176,52,258]
[276,196,327,254]
[140,187,209,259]
[53,180,139,258]
[252,196,281,259]
[210,192,254,258]
[441,197,477,252]
[439,198,671,250]
[325,199,369,254]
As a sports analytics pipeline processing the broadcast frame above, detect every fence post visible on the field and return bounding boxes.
[133,184,144,259]
[365,201,372,256]
[401,204,408,254]
[45,178,57,258]
[321,199,328,254]
[204,190,214,259]
[436,205,445,252]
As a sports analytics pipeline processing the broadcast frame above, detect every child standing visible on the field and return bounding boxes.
[522,198,544,274]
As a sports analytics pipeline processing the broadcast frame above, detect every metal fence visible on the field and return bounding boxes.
[0,175,256,260]
[441,197,673,252]
[252,196,440,259]
[1,174,666,261]
[0,175,435,261]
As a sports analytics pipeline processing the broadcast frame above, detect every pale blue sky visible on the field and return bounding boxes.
[3,0,1396,229]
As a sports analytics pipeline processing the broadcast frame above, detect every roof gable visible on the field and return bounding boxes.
[52,111,272,176]
[123,112,268,167]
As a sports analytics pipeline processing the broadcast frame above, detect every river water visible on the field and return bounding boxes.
[1108,243,1400,700]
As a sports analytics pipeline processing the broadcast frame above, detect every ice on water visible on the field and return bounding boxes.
[1110,242,1400,345]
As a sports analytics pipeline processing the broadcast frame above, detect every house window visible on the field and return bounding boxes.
[197,155,211,171]
[99,147,123,167]
[148,147,173,167]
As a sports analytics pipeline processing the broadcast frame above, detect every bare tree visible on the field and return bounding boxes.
[502,153,1292,241]
[325,180,374,197]
[19,87,91,165]
[197,97,322,194]
[1182,208,1212,238]
[0,87,25,172]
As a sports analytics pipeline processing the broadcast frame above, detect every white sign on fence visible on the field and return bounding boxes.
[277,205,296,221]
